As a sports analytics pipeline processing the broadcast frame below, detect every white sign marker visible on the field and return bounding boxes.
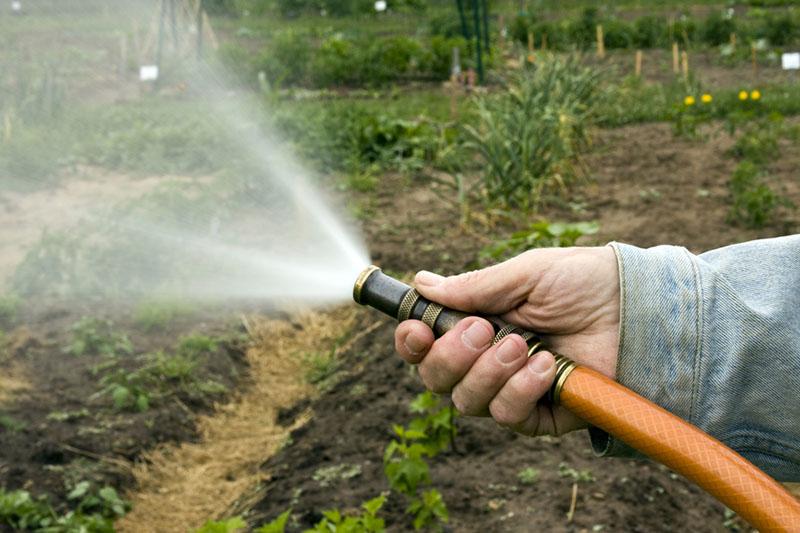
[139,65,159,81]
[374,0,387,12]
[782,52,800,70]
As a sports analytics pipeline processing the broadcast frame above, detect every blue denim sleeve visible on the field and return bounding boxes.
[588,236,800,482]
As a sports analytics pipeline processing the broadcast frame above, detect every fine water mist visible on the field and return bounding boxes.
[0,0,370,309]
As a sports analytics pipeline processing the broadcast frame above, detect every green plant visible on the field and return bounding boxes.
[304,494,386,533]
[312,463,362,488]
[99,367,151,412]
[728,161,780,228]
[177,334,219,358]
[0,484,127,532]
[254,509,290,533]
[481,221,599,262]
[558,462,595,483]
[729,124,781,164]
[196,515,247,533]
[133,300,192,332]
[517,467,540,485]
[384,392,454,531]
[464,57,601,210]
[64,317,133,357]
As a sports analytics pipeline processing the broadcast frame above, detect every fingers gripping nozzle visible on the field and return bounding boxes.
[353,265,576,403]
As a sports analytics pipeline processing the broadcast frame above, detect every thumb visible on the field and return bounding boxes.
[414,252,541,314]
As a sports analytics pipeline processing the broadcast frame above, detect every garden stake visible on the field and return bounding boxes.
[354,266,800,532]
[672,42,679,74]
[596,24,605,59]
[635,50,642,78]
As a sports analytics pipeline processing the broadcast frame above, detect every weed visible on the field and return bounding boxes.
[729,125,781,164]
[99,367,151,412]
[481,221,599,262]
[304,494,386,533]
[177,334,219,358]
[464,57,602,210]
[304,349,340,388]
[407,489,448,531]
[517,467,540,486]
[254,509,290,532]
[133,300,193,332]
[558,462,595,483]
[64,317,133,358]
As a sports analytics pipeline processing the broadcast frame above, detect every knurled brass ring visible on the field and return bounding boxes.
[550,354,577,405]
[397,288,420,322]
[493,324,518,344]
[421,302,444,329]
[526,340,543,357]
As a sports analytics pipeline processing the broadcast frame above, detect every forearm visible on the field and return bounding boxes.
[592,236,800,481]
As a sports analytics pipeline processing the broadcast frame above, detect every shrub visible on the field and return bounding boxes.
[603,19,635,49]
[259,30,313,87]
[464,57,602,210]
[762,13,799,46]
[730,126,780,164]
[634,16,667,48]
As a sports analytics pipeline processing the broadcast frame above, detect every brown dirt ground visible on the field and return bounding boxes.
[236,120,799,532]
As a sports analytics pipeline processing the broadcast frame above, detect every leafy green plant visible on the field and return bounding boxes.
[177,334,219,358]
[384,392,454,531]
[304,494,386,533]
[464,57,601,210]
[728,161,781,228]
[729,124,781,164]
[64,317,133,357]
[99,367,151,412]
[0,484,127,532]
[481,221,599,262]
[254,509,290,533]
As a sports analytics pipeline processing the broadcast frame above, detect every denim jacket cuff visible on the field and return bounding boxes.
[589,242,701,458]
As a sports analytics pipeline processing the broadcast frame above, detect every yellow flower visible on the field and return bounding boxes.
[684,95,695,106]
[738,90,749,101]
[751,89,761,101]
[701,93,712,103]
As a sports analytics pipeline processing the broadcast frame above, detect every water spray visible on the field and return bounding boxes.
[354,266,800,532]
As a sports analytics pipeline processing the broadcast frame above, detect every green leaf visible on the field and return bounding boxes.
[67,481,90,501]
[254,509,291,533]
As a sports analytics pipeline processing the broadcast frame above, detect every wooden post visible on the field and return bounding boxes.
[681,50,689,80]
[528,31,534,52]
[751,44,758,75]
[672,42,679,74]
[730,32,737,48]
[596,24,605,59]
[635,50,642,77]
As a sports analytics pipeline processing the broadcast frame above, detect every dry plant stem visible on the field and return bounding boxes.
[567,482,578,523]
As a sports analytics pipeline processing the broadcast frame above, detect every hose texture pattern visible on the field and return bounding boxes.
[560,365,800,532]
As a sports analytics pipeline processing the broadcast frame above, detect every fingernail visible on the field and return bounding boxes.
[528,353,554,375]
[404,333,427,355]
[461,321,492,351]
[496,337,523,365]
[416,270,444,287]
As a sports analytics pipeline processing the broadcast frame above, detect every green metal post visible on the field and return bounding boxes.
[471,0,484,83]
[455,0,470,40]
[482,0,490,53]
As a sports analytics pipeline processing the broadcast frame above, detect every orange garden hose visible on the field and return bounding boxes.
[560,364,800,533]
[353,266,800,531]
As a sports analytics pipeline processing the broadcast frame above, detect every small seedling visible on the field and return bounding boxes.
[558,462,595,483]
[517,467,540,485]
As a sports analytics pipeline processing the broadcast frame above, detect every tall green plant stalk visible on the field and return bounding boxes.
[463,57,601,211]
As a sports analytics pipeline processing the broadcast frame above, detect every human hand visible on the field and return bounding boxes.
[394,247,620,436]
